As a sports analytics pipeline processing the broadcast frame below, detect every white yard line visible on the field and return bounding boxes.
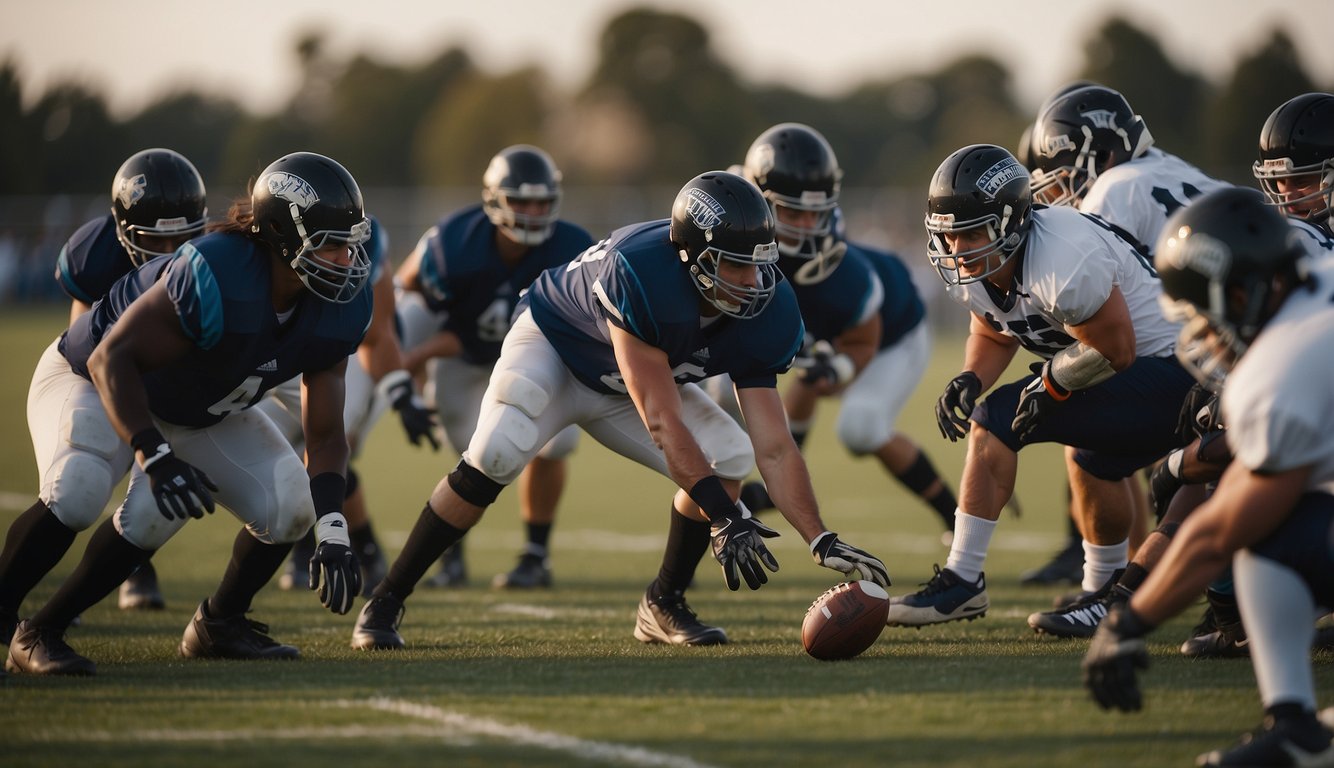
[29,724,471,744]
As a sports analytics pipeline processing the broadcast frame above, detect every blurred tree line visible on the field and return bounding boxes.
[0,8,1323,197]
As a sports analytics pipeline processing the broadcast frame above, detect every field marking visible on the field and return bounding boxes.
[346,696,720,768]
[28,724,474,744]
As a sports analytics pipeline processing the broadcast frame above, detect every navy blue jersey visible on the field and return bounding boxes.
[54,214,135,305]
[524,220,804,395]
[61,231,372,428]
[785,246,881,345]
[366,215,389,285]
[852,243,925,348]
[416,205,593,365]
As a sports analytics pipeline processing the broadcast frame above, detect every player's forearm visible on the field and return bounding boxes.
[89,339,156,447]
[962,330,1018,389]
[756,450,824,543]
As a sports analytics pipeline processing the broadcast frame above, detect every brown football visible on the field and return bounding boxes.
[802,580,890,661]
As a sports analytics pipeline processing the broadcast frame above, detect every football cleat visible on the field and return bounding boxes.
[886,565,988,627]
[1028,570,1128,639]
[492,551,552,589]
[351,594,406,651]
[118,561,166,610]
[5,620,96,676]
[179,601,299,660]
[1181,602,1250,659]
[1019,536,1084,586]
[424,543,468,588]
[1197,713,1333,766]
[634,589,728,646]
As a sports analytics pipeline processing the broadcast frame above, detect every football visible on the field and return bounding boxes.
[802,580,890,661]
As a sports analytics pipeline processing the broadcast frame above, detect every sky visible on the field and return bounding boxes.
[1,0,1330,118]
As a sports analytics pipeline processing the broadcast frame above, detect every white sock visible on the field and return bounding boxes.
[944,510,995,583]
[1235,550,1318,711]
[1081,539,1127,593]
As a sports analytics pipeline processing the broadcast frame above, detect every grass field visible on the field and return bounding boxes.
[1,304,1328,768]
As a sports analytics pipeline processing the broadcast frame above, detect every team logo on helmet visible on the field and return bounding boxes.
[265,172,320,210]
[977,157,1025,200]
[1162,230,1230,281]
[685,188,726,229]
[116,174,146,210]
[1081,109,1119,130]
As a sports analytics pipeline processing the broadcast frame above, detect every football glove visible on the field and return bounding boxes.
[1175,382,1221,444]
[309,512,362,615]
[936,372,982,442]
[810,531,891,587]
[796,340,854,388]
[1082,603,1152,712]
[1147,449,1185,524]
[379,369,440,451]
[709,506,780,591]
[139,440,218,521]
[1011,362,1068,441]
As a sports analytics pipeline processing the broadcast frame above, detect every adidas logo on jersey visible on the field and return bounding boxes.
[692,347,711,362]
[257,359,279,372]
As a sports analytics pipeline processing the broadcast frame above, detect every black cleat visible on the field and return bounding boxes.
[1197,712,1333,766]
[351,594,406,650]
[739,481,775,514]
[492,551,552,589]
[634,589,728,646]
[118,561,166,610]
[6,620,96,676]
[424,543,468,588]
[1028,570,1128,639]
[180,601,299,660]
[1020,536,1084,586]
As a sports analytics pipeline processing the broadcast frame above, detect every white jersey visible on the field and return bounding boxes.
[1222,259,1334,496]
[1081,148,1230,252]
[1290,218,1334,264]
[945,205,1179,359]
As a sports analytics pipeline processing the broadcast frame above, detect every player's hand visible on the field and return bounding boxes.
[1147,450,1184,524]
[797,340,854,389]
[1011,362,1067,441]
[810,531,890,587]
[936,372,982,442]
[309,512,362,615]
[380,369,440,451]
[141,444,218,521]
[1175,382,1220,444]
[709,506,780,591]
[1082,604,1151,712]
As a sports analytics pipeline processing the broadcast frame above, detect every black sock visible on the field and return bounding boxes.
[649,504,712,598]
[30,518,151,630]
[0,500,78,615]
[376,503,467,600]
[892,453,957,530]
[350,522,381,562]
[525,522,552,554]
[1119,562,1149,592]
[1265,701,1314,722]
[207,529,294,618]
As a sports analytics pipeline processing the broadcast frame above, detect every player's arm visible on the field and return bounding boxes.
[301,357,363,614]
[358,272,440,450]
[68,299,94,326]
[962,313,1020,390]
[401,330,464,375]
[301,359,351,479]
[795,313,882,396]
[394,244,423,291]
[88,281,217,520]
[1065,284,1136,372]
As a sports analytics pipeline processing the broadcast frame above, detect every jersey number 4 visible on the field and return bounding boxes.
[207,375,263,417]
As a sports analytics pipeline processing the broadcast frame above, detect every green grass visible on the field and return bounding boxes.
[1,304,1328,767]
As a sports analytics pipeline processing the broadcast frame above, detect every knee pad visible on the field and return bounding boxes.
[268,456,316,545]
[46,452,117,530]
[537,425,580,460]
[836,403,892,455]
[448,459,505,507]
[469,404,541,484]
[493,370,551,419]
[708,422,755,481]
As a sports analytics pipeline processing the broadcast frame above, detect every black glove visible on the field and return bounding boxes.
[710,506,781,591]
[309,512,362,615]
[1082,603,1152,712]
[1147,449,1184,524]
[796,341,853,387]
[810,531,891,586]
[380,369,440,451]
[1175,382,1220,444]
[936,372,982,442]
[1011,362,1068,441]
[134,430,218,521]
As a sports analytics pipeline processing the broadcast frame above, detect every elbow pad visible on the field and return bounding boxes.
[1049,342,1116,392]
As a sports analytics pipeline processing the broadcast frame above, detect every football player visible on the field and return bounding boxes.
[1083,187,1334,766]
[1255,92,1334,237]
[350,170,889,650]
[1024,84,1231,637]
[6,152,373,676]
[0,148,206,640]
[731,123,959,541]
[886,144,1193,629]
[394,145,593,589]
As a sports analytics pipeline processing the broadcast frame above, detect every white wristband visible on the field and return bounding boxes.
[1166,449,1185,479]
[830,354,856,386]
[376,369,412,400]
[315,512,351,547]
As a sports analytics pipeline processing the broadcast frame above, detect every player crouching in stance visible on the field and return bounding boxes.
[6,152,372,676]
[1083,188,1334,766]
[352,171,889,650]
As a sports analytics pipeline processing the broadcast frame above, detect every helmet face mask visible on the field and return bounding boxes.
[252,153,372,304]
[670,171,780,319]
[1030,85,1153,208]
[111,148,208,266]
[924,144,1032,286]
[743,123,843,282]
[482,145,563,247]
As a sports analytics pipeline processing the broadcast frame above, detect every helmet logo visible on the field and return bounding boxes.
[1080,109,1119,130]
[1163,230,1230,281]
[265,172,320,210]
[685,188,726,229]
[977,157,1025,200]
[116,174,146,210]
